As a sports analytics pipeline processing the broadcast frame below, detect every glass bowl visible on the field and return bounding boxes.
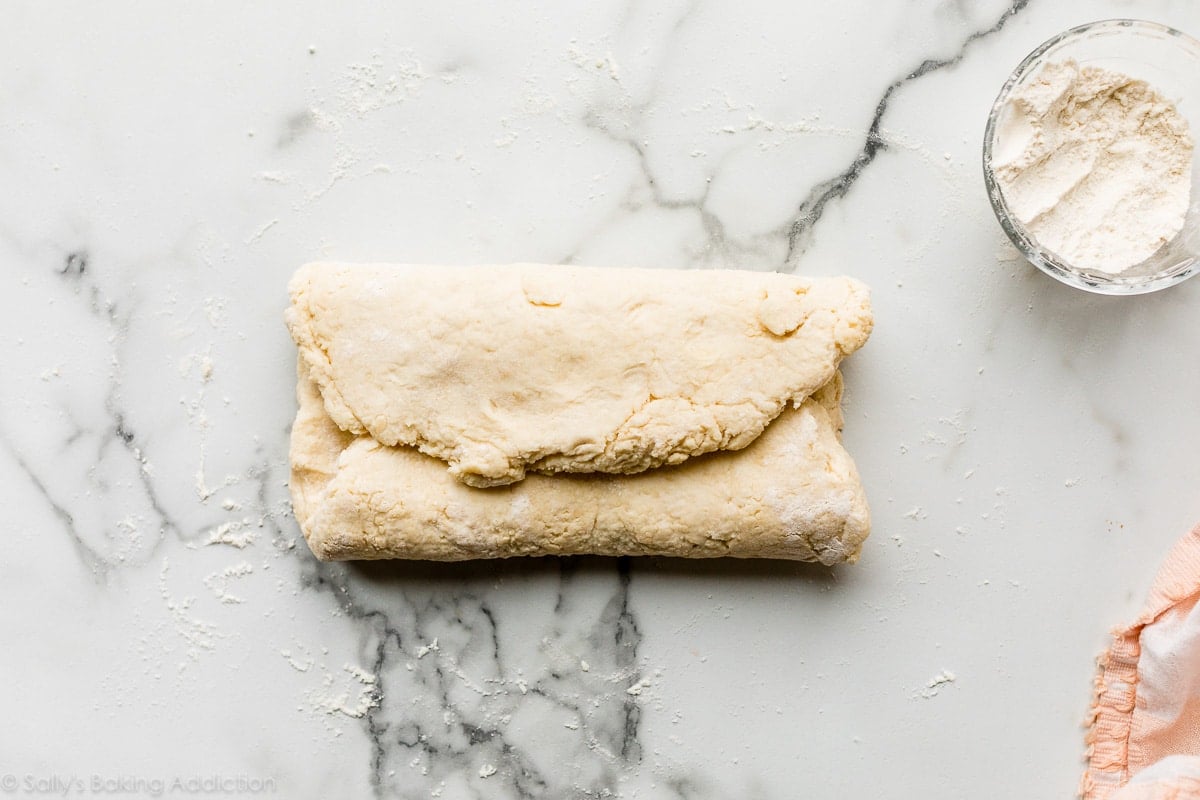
[983,19,1200,295]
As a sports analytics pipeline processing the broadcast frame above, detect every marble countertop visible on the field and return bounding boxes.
[6,2,1200,797]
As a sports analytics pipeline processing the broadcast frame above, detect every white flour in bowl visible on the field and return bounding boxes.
[992,59,1194,274]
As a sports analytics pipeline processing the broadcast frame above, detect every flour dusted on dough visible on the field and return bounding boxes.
[992,59,1194,274]
[286,263,872,487]
[290,365,870,564]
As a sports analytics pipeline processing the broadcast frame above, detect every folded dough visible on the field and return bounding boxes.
[287,263,872,487]
[291,363,870,563]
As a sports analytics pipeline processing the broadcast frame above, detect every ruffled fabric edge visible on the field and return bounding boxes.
[1082,525,1200,800]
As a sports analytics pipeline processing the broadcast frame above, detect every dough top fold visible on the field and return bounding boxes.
[286,263,872,487]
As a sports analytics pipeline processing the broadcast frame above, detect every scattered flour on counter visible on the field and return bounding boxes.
[256,170,292,184]
[919,670,957,699]
[937,412,970,445]
[345,664,376,685]
[280,649,314,673]
[992,59,1193,273]
[202,562,254,604]
[202,296,228,329]
[244,218,279,245]
[193,466,214,503]
[339,52,428,117]
[205,519,257,549]
[177,351,214,385]
[438,656,493,698]
[308,663,380,719]
[478,765,497,779]
[110,516,147,563]
[179,345,231,502]
[158,558,222,664]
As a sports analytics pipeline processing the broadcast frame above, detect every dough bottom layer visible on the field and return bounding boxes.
[290,366,870,564]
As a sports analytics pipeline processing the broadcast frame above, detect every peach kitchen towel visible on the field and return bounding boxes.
[1084,524,1200,800]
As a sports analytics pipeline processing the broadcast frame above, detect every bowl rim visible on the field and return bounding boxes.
[981,18,1200,296]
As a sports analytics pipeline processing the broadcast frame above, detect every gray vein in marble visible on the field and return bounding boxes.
[58,250,121,324]
[610,558,643,763]
[12,253,289,574]
[248,459,295,550]
[572,110,730,264]
[664,775,705,800]
[572,1,1033,271]
[780,0,1033,263]
[108,406,181,541]
[61,250,88,277]
[2,437,109,576]
[278,110,317,149]
[4,256,141,575]
[74,256,183,559]
[563,1,759,267]
[295,556,648,799]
